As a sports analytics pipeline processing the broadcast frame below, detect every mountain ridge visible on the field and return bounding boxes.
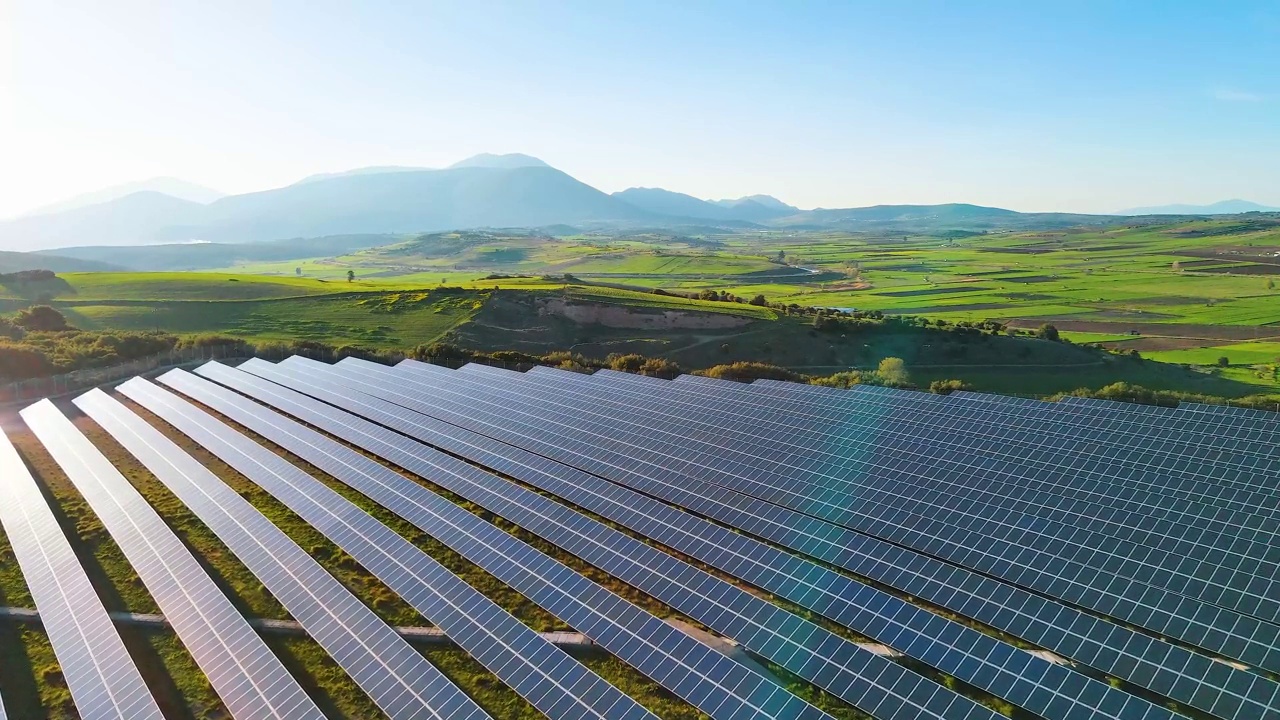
[1116,199,1280,215]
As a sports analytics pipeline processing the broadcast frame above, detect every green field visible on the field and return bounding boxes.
[5,217,1280,397]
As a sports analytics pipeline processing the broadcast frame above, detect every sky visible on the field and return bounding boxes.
[1,1,1277,216]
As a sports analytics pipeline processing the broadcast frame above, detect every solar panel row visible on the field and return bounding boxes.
[582,369,1280,621]
[163,368,832,720]
[358,358,1280,715]
[73,388,491,720]
[401,360,1279,674]
[120,375,658,720]
[19,400,324,720]
[0,430,164,720]
[213,359,997,720]
[497,363,1280,710]
[303,358,1182,720]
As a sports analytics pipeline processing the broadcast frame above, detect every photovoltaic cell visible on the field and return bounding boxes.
[366,361,1280,686]
[128,374,658,720]
[19,400,323,720]
[462,364,1280,665]
[310,362,1177,720]
[75,387,491,720]
[166,367,821,720]
[217,359,994,720]
[0,430,164,720]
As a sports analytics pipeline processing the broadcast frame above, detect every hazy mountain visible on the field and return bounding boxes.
[0,191,207,251]
[0,250,120,273]
[184,166,653,243]
[18,177,223,218]
[295,166,432,185]
[775,203,1114,231]
[448,153,550,170]
[613,187,795,223]
[1116,199,1280,215]
[613,188,740,221]
[41,234,400,271]
[713,194,799,213]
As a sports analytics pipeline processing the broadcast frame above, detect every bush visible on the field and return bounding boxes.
[699,362,803,383]
[1217,356,1230,367]
[812,371,863,389]
[876,357,910,387]
[928,379,971,395]
[15,305,71,331]
[1036,323,1060,342]
[749,294,768,306]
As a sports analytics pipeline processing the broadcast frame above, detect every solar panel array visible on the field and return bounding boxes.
[19,400,325,720]
[73,387,492,720]
[0,429,163,720]
[2,356,1277,720]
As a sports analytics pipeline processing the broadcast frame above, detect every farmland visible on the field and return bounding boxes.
[2,216,1279,398]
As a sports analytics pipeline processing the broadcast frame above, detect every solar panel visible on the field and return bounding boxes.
[18,400,324,720]
[73,388,491,720]
[550,364,1280,620]
[215,359,996,720]
[480,365,1280,695]
[163,368,822,720]
[355,360,1280,674]
[689,377,1280,583]
[309,364,1181,720]
[378,360,1280,717]
[123,375,658,720]
[0,430,164,720]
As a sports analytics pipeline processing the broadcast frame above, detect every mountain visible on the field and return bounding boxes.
[613,188,796,223]
[712,195,799,213]
[1116,199,1280,215]
[613,188,741,221]
[774,203,1114,232]
[183,165,653,243]
[19,177,223,217]
[295,166,432,185]
[0,191,207,251]
[40,234,399,271]
[448,153,550,170]
[0,250,120,273]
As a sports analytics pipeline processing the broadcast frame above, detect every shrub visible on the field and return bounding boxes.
[700,362,803,383]
[1036,323,1060,342]
[1217,356,1230,367]
[14,305,71,331]
[928,379,971,395]
[876,357,910,387]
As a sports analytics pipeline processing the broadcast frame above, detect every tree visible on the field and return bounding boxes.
[1171,260,1181,272]
[749,294,768,306]
[347,270,355,283]
[876,357,909,386]
[776,250,786,263]
[1037,323,1060,342]
[1217,356,1230,367]
[295,267,302,276]
[1268,278,1276,291]
[14,305,70,331]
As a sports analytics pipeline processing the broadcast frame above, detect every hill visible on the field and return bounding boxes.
[1117,199,1280,215]
[1,166,655,250]
[35,234,400,271]
[0,250,121,273]
[613,188,793,223]
[774,203,1117,231]
[447,153,550,169]
[0,191,207,251]
[16,177,223,217]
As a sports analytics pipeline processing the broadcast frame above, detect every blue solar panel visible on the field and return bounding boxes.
[323,361,1183,720]
[19,400,323,720]
[174,365,829,720]
[76,387,492,720]
[132,373,659,720]
[360,361,1280,691]
[0,429,164,720]
[219,359,1001,720]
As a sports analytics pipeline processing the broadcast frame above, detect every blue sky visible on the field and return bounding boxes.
[2,1,1276,216]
